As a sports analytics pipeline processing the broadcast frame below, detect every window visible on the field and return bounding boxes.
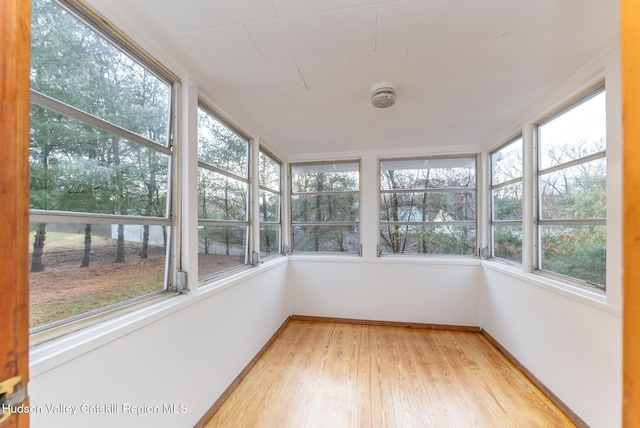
[491,137,523,263]
[197,106,250,278]
[290,161,360,253]
[29,0,174,330]
[379,156,477,255]
[536,86,606,288]
[259,150,282,258]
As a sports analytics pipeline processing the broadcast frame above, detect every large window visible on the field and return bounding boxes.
[536,86,606,288]
[379,157,477,255]
[29,0,174,330]
[290,161,360,253]
[259,150,282,258]
[197,106,250,278]
[491,137,523,263]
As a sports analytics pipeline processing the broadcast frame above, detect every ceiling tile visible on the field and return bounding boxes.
[376,0,452,51]
[505,0,619,36]
[239,93,297,113]
[307,6,377,57]
[350,50,408,85]
[510,27,618,73]
[403,36,530,80]
[297,56,352,90]
[123,0,215,36]
[273,0,393,18]
[184,26,266,71]
[245,63,307,92]
[462,70,550,100]
[403,43,470,79]
[200,0,278,28]
[245,16,318,64]
[287,86,364,111]
[438,0,528,43]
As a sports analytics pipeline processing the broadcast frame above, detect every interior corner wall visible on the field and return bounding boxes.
[289,258,482,326]
[28,262,290,428]
[480,267,621,428]
[478,46,623,428]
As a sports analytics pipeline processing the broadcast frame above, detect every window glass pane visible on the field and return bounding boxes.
[539,157,606,220]
[30,105,170,216]
[539,90,606,170]
[380,192,475,222]
[492,138,523,185]
[259,190,280,223]
[291,164,359,193]
[492,182,523,221]
[492,224,522,263]
[197,108,247,177]
[198,225,247,276]
[380,157,476,190]
[198,169,247,221]
[31,0,171,146]
[540,225,606,287]
[292,225,359,253]
[259,151,280,192]
[29,222,167,328]
[292,194,359,223]
[260,225,281,258]
[379,224,476,255]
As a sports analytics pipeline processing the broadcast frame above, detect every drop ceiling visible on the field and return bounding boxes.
[83,0,619,157]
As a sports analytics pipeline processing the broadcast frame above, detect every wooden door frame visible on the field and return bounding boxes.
[0,0,31,426]
[623,1,640,426]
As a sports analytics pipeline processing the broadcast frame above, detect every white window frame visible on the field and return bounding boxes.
[490,135,524,264]
[196,103,252,280]
[534,83,607,290]
[289,160,361,254]
[378,155,479,257]
[29,0,178,340]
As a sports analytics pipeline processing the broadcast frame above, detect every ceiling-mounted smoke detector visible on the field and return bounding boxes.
[370,82,396,108]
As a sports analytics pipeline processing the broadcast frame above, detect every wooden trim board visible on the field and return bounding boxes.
[193,316,292,428]
[291,315,482,332]
[482,330,587,428]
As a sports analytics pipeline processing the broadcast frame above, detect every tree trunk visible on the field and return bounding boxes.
[30,223,47,272]
[115,224,125,262]
[80,223,91,267]
[140,224,149,259]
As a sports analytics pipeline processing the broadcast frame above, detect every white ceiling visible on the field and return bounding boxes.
[84,0,619,157]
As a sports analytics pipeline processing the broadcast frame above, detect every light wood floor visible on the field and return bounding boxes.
[204,320,575,427]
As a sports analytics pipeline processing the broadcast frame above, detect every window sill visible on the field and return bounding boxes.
[289,254,481,266]
[481,260,620,316]
[29,256,289,378]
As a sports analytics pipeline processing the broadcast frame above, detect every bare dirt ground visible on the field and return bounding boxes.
[29,233,243,328]
[29,237,166,328]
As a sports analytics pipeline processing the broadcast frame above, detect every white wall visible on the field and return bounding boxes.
[478,47,623,428]
[290,257,481,326]
[28,260,290,428]
[481,265,621,428]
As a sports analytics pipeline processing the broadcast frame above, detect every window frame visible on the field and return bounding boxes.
[28,0,179,338]
[534,83,607,290]
[490,135,524,264]
[258,148,283,259]
[196,102,252,281]
[378,155,479,257]
[289,160,361,255]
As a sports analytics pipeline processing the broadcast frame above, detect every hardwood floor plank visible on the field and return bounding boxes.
[204,321,576,427]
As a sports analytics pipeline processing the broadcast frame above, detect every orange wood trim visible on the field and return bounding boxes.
[194,316,292,428]
[0,0,31,426]
[622,1,640,426]
[482,331,587,428]
[291,314,482,332]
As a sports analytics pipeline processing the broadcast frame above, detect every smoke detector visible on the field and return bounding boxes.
[370,82,396,108]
